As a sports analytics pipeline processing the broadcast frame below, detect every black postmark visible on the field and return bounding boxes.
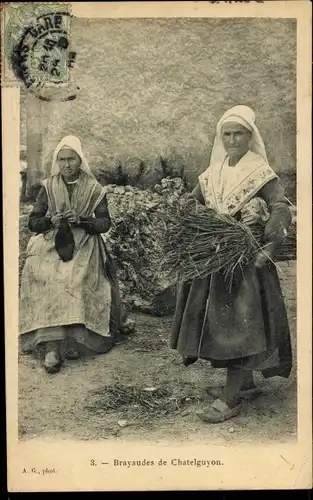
[10,11,78,101]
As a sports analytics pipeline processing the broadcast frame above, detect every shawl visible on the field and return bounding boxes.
[42,135,106,217]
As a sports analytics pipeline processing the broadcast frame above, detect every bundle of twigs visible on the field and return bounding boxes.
[164,198,296,284]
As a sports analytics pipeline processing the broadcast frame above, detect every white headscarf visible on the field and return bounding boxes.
[50,135,94,177]
[199,105,277,215]
[209,105,268,166]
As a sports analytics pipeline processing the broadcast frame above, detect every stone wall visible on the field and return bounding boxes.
[20,18,296,190]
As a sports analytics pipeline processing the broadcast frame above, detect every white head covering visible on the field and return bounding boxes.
[50,135,94,177]
[210,105,268,165]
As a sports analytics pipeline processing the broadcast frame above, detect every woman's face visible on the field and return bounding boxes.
[221,122,251,159]
[57,148,81,180]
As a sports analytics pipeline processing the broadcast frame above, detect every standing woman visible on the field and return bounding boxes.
[20,135,122,373]
[171,105,293,423]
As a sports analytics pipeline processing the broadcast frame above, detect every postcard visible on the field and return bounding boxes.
[2,1,312,492]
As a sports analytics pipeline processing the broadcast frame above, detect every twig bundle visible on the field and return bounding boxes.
[164,199,296,283]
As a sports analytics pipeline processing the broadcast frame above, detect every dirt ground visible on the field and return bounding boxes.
[18,261,297,445]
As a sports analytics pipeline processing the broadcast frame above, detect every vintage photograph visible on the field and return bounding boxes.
[2,1,312,492]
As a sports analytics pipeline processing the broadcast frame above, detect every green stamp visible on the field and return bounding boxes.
[2,2,75,92]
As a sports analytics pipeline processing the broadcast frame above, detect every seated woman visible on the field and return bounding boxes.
[20,135,123,373]
[171,105,293,423]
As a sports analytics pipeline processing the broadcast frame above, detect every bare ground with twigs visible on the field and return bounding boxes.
[18,261,296,444]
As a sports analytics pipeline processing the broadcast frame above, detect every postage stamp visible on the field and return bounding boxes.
[1,2,75,93]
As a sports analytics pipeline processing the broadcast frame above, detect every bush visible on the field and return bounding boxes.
[95,156,188,191]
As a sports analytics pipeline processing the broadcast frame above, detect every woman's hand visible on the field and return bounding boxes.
[241,197,270,226]
[241,212,260,226]
[51,213,63,228]
[63,209,80,224]
[254,242,275,268]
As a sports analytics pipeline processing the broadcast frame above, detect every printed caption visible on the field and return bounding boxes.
[90,458,224,469]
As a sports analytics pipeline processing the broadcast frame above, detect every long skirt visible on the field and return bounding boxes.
[171,262,292,379]
[19,227,122,356]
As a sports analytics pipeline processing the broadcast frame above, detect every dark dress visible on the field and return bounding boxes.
[171,178,293,379]
[22,185,123,355]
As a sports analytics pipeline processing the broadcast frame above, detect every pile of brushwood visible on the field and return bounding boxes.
[104,177,188,315]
